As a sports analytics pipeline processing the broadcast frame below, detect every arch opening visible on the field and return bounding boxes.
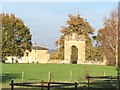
[70,45,78,64]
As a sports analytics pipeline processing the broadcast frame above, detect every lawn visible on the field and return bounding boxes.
[1,63,117,88]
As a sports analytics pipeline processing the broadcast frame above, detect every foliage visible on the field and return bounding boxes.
[86,46,103,61]
[0,30,2,61]
[98,9,118,65]
[55,14,95,60]
[1,13,32,61]
[92,35,100,47]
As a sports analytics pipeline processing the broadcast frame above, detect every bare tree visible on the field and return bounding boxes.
[99,9,118,66]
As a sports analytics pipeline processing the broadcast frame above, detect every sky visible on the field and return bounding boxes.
[1,2,118,49]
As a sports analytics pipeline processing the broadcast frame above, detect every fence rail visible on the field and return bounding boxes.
[10,76,120,90]
[10,80,78,90]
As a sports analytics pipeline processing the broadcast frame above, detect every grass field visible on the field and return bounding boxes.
[1,63,117,88]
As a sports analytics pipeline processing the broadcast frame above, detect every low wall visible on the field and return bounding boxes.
[47,59,105,65]
[80,60,104,65]
[47,59,63,64]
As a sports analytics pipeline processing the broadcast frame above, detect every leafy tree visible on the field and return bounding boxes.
[119,6,120,67]
[55,14,94,60]
[0,29,2,62]
[0,14,2,61]
[92,34,103,61]
[99,9,119,65]
[1,13,32,61]
[92,35,100,47]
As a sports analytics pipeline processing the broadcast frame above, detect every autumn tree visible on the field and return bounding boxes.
[1,13,32,61]
[99,9,119,65]
[0,14,2,61]
[118,4,120,67]
[55,14,94,60]
[0,27,1,62]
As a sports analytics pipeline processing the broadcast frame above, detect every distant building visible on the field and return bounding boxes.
[5,43,50,63]
[24,43,49,63]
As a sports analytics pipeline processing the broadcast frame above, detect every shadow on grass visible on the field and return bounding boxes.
[2,73,21,83]
[1,88,116,90]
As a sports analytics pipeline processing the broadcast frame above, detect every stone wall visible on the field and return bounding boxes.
[47,59,63,64]
[47,59,105,65]
[79,60,104,65]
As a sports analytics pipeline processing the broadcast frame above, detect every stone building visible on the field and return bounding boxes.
[24,43,49,63]
[5,43,49,63]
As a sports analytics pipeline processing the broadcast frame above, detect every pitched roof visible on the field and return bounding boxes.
[32,46,48,50]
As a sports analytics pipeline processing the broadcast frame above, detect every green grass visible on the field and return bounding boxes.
[1,63,117,88]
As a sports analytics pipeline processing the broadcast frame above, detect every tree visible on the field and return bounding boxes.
[0,28,2,62]
[99,9,119,65]
[92,33,103,61]
[1,13,32,61]
[55,14,94,60]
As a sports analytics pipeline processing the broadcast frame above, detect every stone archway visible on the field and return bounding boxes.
[64,33,85,64]
[70,45,78,64]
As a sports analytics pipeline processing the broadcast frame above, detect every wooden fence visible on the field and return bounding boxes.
[116,67,120,90]
[10,80,78,90]
[10,76,120,90]
[86,76,120,89]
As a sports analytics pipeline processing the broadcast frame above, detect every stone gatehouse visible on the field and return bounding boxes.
[63,33,85,64]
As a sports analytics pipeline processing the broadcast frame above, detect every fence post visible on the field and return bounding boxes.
[48,82,50,90]
[41,80,44,90]
[70,71,72,82]
[116,68,120,90]
[110,76,113,88]
[87,76,90,88]
[22,72,24,82]
[103,71,106,76]
[11,80,14,90]
[75,82,77,90]
[48,72,51,82]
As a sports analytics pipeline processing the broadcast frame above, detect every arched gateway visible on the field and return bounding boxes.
[64,33,85,64]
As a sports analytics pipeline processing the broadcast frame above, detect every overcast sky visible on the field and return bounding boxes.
[2,2,118,49]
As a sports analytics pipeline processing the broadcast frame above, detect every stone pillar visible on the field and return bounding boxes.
[77,41,85,64]
[64,41,71,64]
[103,55,107,65]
